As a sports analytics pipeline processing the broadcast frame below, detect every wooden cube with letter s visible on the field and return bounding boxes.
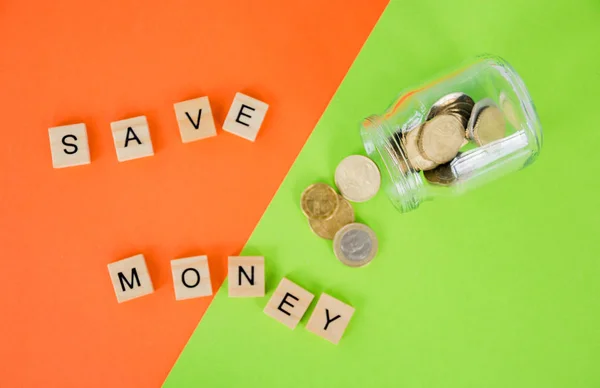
[48,123,91,168]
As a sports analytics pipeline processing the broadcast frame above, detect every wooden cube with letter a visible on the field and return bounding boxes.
[228,256,264,297]
[174,96,217,143]
[264,278,314,329]
[48,123,91,168]
[306,293,355,344]
[107,254,154,303]
[110,116,154,162]
[222,92,269,142]
[171,256,213,300]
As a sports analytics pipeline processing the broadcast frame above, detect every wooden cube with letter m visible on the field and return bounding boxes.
[107,254,154,303]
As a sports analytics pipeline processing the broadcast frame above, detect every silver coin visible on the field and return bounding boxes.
[333,223,378,267]
[334,155,381,202]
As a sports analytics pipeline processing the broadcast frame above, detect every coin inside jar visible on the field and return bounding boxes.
[423,162,457,186]
[418,114,465,164]
[472,105,506,146]
[309,196,355,239]
[427,92,475,128]
[403,125,437,171]
[300,183,339,220]
[333,223,378,267]
[334,155,381,203]
[500,91,521,129]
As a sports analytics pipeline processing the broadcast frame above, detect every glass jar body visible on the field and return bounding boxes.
[361,55,543,213]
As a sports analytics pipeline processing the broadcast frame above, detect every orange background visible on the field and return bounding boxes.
[0,0,387,386]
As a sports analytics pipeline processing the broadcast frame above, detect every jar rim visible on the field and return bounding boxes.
[361,115,423,213]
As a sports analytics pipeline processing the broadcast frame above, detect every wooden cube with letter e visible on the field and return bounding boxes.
[264,278,314,329]
[223,92,269,142]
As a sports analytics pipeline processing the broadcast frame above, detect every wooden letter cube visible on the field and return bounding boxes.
[107,254,154,303]
[222,92,269,142]
[264,278,314,329]
[306,293,355,344]
[110,116,154,161]
[171,256,213,300]
[174,96,217,143]
[228,256,265,297]
[48,123,91,168]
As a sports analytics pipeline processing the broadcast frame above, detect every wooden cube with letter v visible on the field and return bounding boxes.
[173,96,217,143]
[107,254,154,303]
[264,278,314,329]
[228,256,265,297]
[306,293,355,344]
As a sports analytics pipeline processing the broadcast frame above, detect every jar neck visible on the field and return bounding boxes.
[362,115,426,213]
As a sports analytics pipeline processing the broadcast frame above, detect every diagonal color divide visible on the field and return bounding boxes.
[164,0,600,386]
[0,1,388,386]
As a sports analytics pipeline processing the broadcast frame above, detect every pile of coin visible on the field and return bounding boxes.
[391,92,508,186]
[300,155,380,268]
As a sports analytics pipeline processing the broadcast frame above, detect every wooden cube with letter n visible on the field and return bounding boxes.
[264,278,314,329]
[107,254,154,303]
[228,256,264,297]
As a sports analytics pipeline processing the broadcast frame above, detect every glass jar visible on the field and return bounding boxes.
[361,55,543,213]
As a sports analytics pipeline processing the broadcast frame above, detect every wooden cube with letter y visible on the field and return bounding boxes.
[228,256,265,297]
[107,254,154,303]
[264,278,314,329]
[306,293,355,344]
[223,92,269,142]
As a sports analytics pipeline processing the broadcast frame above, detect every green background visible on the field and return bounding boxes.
[165,1,600,386]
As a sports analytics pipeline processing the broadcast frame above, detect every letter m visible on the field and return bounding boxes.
[118,268,141,292]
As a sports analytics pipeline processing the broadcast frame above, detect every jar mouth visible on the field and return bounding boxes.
[361,115,423,213]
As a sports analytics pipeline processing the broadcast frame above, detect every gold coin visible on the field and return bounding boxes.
[418,114,465,164]
[334,155,381,203]
[472,106,506,146]
[301,183,339,220]
[403,125,437,171]
[423,162,457,186]
[309,196,355,239]
[427,92,475,127]
[500,92,520,129]
[333,223,378,268]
